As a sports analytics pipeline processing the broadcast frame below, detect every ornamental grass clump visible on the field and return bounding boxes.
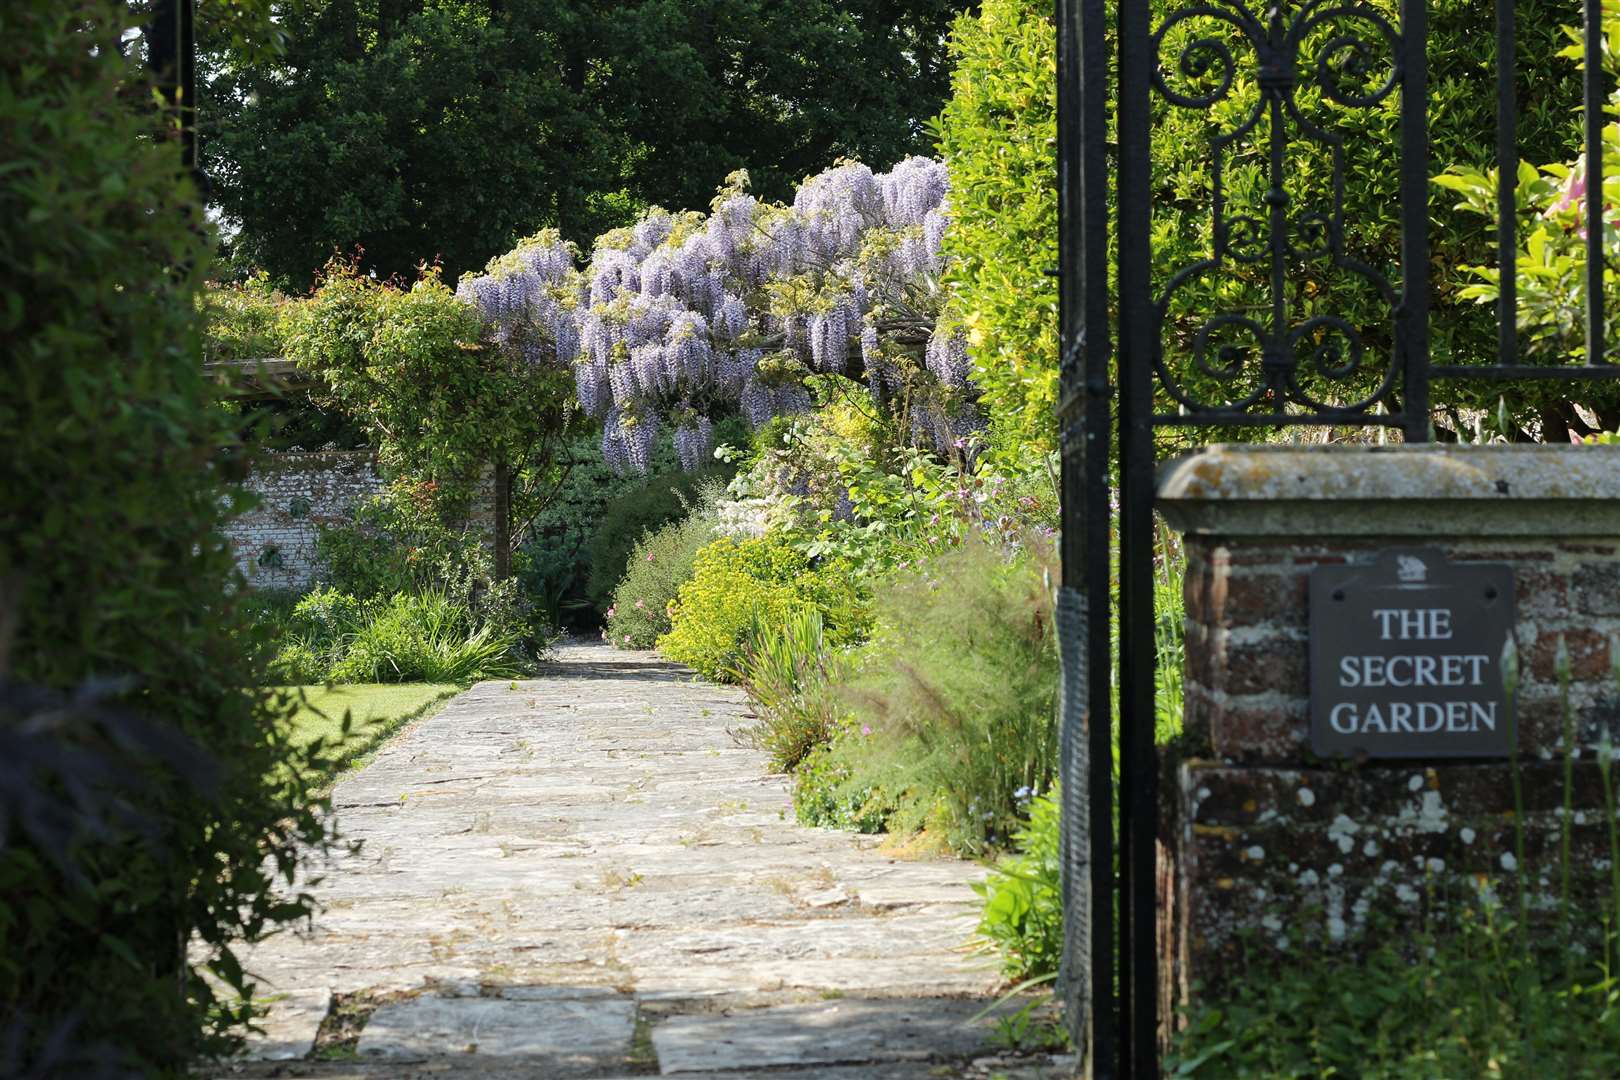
[813,533,1058,855]
[733,606,855,772]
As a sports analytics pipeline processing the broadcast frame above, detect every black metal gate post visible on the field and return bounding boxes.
[1055,0,1115,1073]
[1114,0,1159,1072]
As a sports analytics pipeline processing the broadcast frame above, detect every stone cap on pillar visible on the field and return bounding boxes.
[1157,444,1620,537]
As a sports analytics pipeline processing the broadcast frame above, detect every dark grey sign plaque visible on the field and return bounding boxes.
[1310,549,1515,759]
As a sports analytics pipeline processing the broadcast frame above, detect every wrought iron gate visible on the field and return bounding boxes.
[1057,0,1620,1074]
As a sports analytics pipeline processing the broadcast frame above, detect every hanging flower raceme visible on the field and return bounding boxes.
[458,159,983,473]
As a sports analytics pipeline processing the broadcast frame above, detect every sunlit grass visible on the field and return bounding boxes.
[275,683,460,786]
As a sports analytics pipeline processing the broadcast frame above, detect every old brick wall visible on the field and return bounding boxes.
[225,451,383,591]
[1157,445,1620,1016]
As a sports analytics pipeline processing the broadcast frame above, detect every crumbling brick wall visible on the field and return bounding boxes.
[224,451,383,591]
[1157,445,1620,1017]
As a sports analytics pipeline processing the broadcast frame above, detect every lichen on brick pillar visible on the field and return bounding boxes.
[1155,444,1620,1015]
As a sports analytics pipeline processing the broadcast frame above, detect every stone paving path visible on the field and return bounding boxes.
[212,642,1073,1079]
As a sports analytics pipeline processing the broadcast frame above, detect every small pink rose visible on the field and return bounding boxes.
[861,725,872,736]
[606,606,617,618]
[646,553,655,562]
[623,634,632,644]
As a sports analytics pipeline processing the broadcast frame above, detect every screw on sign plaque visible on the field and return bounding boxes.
[1310,549,1516,759]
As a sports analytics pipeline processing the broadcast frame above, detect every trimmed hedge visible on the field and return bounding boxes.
[1,2,328,1069]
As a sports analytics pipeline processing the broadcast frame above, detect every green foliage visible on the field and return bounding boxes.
[733,607,854,772]
[586,466,733,613]
[283,258,574,577]
[797,535,1059,854]
[932,0,1599,444]
[660,535,869,681]
[317,493,479,599]
[1166,904,1620,1077]
[206,0,971,287]
[932,0,1058,455]
[1429,7,1620,437]
[604,511,721,649]
[519,433,673,624]
[792,723,900,834]
[1,0,329,1066]
[327,590,529,684]
[726,390,1061,578]
[973,787,1062,982]
[201,272,289,362]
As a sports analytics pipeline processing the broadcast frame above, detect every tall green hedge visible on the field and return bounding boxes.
[1,1,326,1069]
[934,0,1058,457]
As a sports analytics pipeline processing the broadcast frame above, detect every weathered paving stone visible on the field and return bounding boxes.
[357,993,635,1059]
[240,987,330,1061]
[230,641,998,1069]
[649,998,1006,1074]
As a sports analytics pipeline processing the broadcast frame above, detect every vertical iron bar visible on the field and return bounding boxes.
[1585,0,1606,365]
[1496,0,1518,365]
[1117,0,1159,1071]
[1054,0,1089,1070]
[1400,0,1431,440]
[1080,0,1116,1072]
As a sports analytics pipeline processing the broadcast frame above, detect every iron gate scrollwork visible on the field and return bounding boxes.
[1058,0,1620,1075]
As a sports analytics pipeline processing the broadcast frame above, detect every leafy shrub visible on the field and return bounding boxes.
[933,0,1057,455]
[974,787,1062,982]
[722,394,1060,579]
[1167,902,1620,1077]
[660,535,868,682]
[807,534,1058,854]
[1429,7,1620,437]
[1,0,329,1066]
[585,465,731,612]
[734,607,854,772]
[317,491,553,655]
[604,510,720,649]
[328,590,528,684]
[519,433,671,624]
[792,723,901,835]
[201,272,288,362]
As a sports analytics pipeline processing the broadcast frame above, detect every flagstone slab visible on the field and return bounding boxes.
[649,997,1006,1074]
[240,987,330,1060]
[232,642,1000,1069]
[357,993,635,1059]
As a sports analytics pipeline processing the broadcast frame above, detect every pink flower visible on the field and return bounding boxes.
[635,599,646,609]
[646,553,655,562]
[606,606,617,618]
[623,634,632,644]
[861,725,872,736]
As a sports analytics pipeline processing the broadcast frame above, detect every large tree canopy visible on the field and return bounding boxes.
[204,0,968,288]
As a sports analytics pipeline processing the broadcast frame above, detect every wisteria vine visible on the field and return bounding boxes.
[456,158,978,471]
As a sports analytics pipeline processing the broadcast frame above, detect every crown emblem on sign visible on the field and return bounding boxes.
[1396,555,1428,583]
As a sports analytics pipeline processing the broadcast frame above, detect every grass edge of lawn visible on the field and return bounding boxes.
[287,683,463,790]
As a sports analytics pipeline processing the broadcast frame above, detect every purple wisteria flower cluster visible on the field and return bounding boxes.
[455,160,981,472]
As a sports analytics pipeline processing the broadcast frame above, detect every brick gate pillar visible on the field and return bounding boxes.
[1154,444,1620,1018]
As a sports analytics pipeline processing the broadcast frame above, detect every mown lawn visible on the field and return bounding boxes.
[277,683,460,785]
